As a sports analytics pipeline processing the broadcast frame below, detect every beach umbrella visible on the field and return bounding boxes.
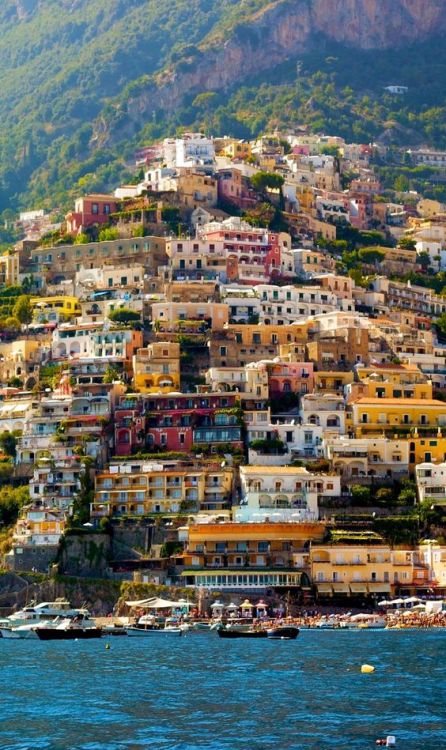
[378,600,391,607]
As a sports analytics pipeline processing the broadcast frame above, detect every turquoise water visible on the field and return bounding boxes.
[0,630,445,750]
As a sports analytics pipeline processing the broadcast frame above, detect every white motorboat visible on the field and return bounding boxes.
[0,602,95,639]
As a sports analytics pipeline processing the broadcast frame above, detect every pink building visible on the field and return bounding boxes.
[267,362,314,397]
[202,220,287,285]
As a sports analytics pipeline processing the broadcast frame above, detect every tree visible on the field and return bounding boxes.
[435,312,446,335]
[2,316,21,337]
[0,430,17,457]
[98,227,119,242]
[250,171,285,193]
[12,295,32,325]
[399,237,416,251]
[7,376,23,389]
[350,485,372,505]
[417,251,431,270]
[108,308,140,325]
[74,232,90,245]
[71,461,94,526]
[357,247,385,265]
[103,365,121,383]
[0,485,29,526]
[375,487,394,506]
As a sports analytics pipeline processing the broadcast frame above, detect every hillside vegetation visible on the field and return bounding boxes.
[0,0,446,211]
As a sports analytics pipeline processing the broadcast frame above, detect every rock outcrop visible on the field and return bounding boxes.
[104,0,446,143]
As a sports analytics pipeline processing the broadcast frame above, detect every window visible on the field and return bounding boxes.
[258,541,268,552]
[91,203,99,214]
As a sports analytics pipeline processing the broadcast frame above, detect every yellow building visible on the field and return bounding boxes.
[356,363,428,385]
[311,544,414,597]
[0,339,41,386]
[349,379,433,402]
[220,140,251,160]
[0,252,19,287]
[181,521,326,590]
[30,295,81,320]
[93,461,235,516]
[409,435,446,468]
[314,371,354,394]
[350,398,446,437]
[133,342,180,393]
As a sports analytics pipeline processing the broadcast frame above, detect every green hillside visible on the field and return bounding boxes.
[1,0,446,213]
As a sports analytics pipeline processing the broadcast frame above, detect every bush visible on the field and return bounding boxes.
[350,484,372,505]
[375,487,394,506]
[108,308,141,324]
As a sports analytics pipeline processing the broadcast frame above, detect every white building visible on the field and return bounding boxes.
[300,393,346,434]
[163,134,215,168]
[235,466,340,522]
[324,436,409,481]
[248,420,323,465]
[256,284,353,325]
[416,462,446,505]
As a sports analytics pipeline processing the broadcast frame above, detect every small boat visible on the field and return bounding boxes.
[267,626,299,640]
[217,627,267,639]
[36,626,102,640]
[126,613,185,636]
[102,625,128,636]
[126,625,183,636]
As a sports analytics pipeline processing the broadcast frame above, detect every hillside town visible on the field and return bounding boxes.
[3,130,446,610]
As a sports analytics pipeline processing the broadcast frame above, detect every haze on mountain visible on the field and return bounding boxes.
[1,0,446,213]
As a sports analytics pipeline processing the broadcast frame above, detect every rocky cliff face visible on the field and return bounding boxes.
[107,0,446,142]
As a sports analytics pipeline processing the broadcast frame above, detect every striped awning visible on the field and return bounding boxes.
[332,582,350,593]
[368,582,391,593]
[349,582,368,593]
[316,583,334,594]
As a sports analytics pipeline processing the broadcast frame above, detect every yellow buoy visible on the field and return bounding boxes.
[361,664,375,673]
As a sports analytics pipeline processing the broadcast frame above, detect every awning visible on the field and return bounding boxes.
[368,582,391,593]
[349,583,368,593]
[316,583,334,594]
[332,582,350,593]
[125,597,190,609]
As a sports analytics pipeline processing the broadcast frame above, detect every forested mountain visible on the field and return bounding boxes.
[1,0,446,212]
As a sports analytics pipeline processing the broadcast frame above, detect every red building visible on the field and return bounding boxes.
[66,194,119,234]
[114,392,243,456]
[201,219,285,285]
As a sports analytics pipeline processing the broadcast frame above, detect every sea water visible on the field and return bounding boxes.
[0,629,445,750]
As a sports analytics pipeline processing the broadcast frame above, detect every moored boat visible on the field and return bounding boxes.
[267,626,299,640]
[217,627,267,639]
[36,625,102,640]
[126,625,183,636]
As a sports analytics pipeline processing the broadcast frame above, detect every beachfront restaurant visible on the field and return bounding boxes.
[181,569,311,592]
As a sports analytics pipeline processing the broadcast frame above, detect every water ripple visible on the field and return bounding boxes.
[0,631,445,749]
